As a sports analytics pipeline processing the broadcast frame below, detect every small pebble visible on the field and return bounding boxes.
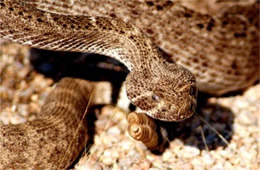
[107,126,121,136]
[182,146,200,159]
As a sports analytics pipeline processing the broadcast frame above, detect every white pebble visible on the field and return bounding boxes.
[237,112,255,125]
[107,126,121,136]
[202,152,215,165]
[182,146,200,158]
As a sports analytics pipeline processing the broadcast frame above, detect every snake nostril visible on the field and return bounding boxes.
[161,107,167,112]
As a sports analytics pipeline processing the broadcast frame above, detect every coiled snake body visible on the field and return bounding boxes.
[0,0,259,169]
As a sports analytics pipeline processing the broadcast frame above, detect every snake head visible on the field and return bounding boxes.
[126,63,197,122]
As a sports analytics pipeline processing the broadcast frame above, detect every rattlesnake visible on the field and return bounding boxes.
[0,0,259,169]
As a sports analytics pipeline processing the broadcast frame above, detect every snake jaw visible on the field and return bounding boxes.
[147,98,196,122]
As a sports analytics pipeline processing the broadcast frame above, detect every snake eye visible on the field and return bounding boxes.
[152,94,160,103]
[189,86,197,96]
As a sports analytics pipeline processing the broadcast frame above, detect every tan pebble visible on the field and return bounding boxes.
[212,162,224,170]
[121,140,134,151]
[218,150,231,159]
[237,112,255,125]
[162,150,174,162]
[101,105,115,113]
[107,126,121,136]
[95,119,107,130]
[152,159,164,169]
[130,161,151,170]
[0,112,10,125]
[201,152,215,165]
[223,161,234,169]
[228,143,237,150]
[235,100,249,109]
[101,135,114,147]
[171,139,184,152]
[179,163,193,170]
[18,104,28,116]
[10,115,26,124]
[139,160,151,169]
[208,98,217,104]
[118,157,133,167]
[11,105,17,112]
[234,125,250,138]
[17,68,28,78]
[118,120,128,132]
[190,158,204,169]
[211,151,223,160]
[18,80,27,89]
[182,146,200,159]
[19,88,33,97]
[29,103,41,113]
[31,94,38,102]
[146,154,156,162]
[112,163,121,170]
[0,87,11,99]
[101,150,114,165]
[113,110,126,121]
[12,95,19,103]
[238,147,255,161]
[128,149,141,160]
[229,155,240,165]
[231,134,240,141]
[243,136,256,145]
[75,160,102,170]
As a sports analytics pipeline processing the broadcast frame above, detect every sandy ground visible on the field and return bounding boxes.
[0,40,259,170]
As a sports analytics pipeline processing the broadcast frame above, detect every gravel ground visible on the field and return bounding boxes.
[0,40,259,170]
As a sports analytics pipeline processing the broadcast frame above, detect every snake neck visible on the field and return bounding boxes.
[0,0,166,75]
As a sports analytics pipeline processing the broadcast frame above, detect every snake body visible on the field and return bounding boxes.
[0,78,96,169]
[0,0,259,169]
[25,0,259,95]
[0,0,198,121]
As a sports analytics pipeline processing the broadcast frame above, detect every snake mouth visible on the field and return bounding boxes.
[150,100,196,122]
